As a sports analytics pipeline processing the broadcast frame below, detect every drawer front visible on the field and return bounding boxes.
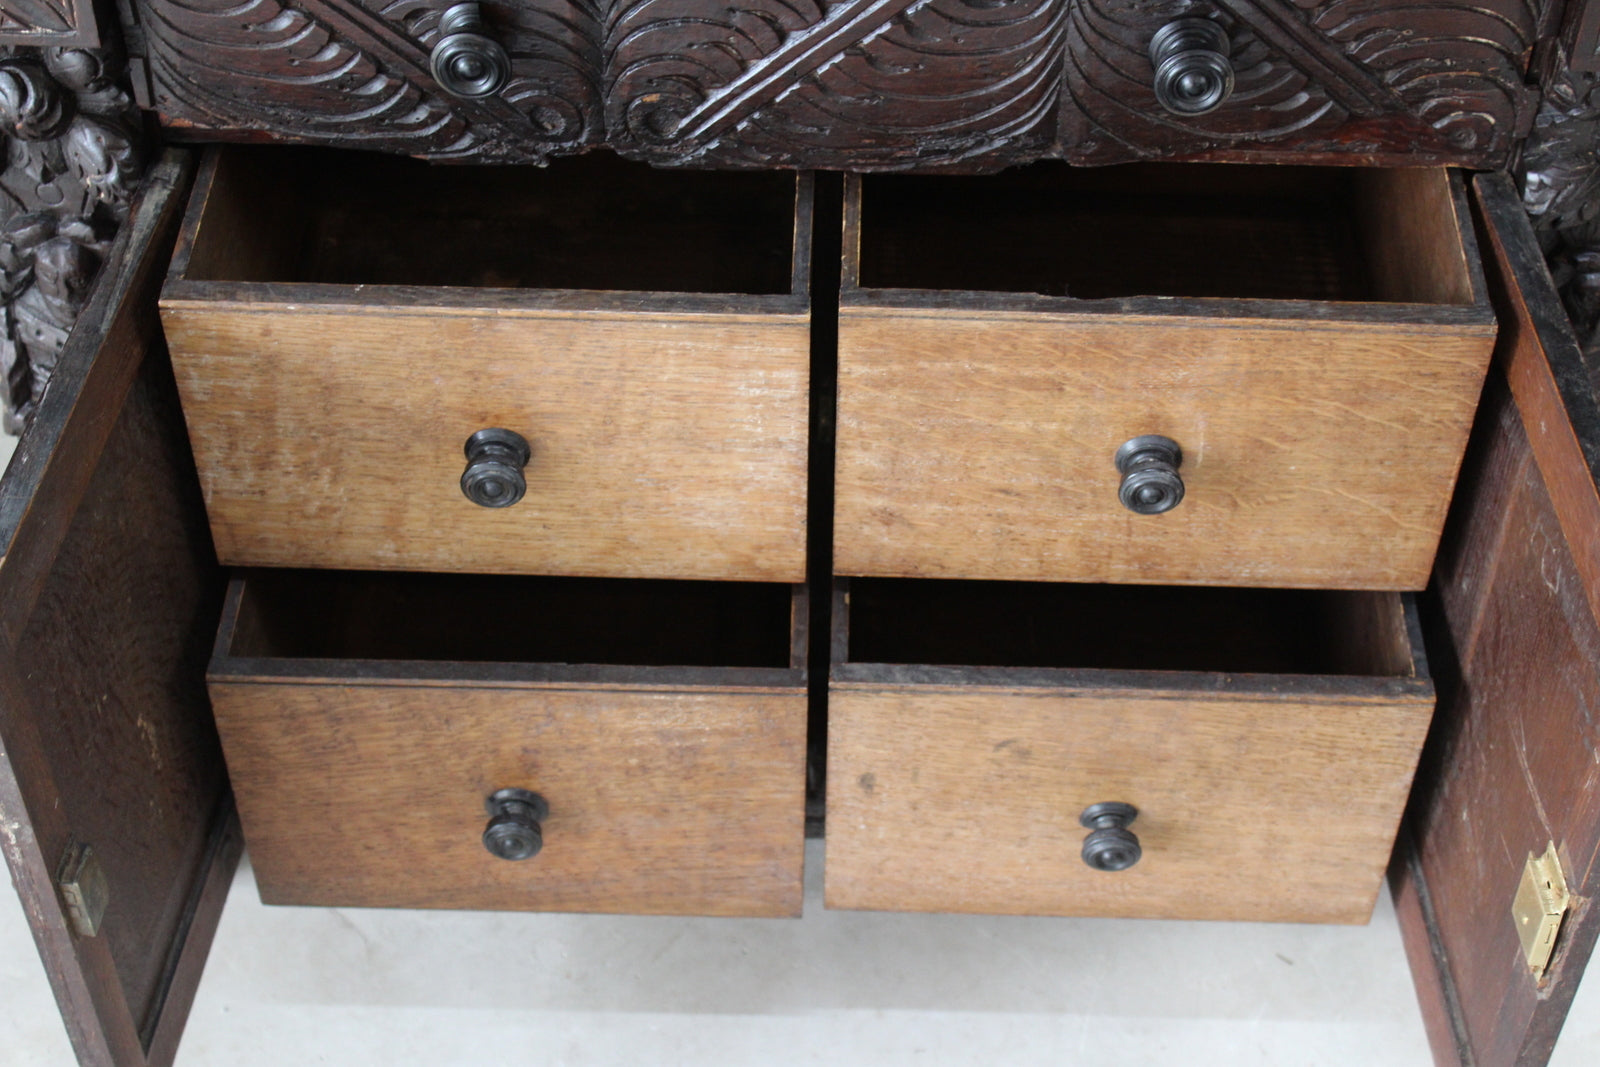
[164,305,809,581]
[212,680,807,917]
[825,685,1433,923]
[834,311,1491,588]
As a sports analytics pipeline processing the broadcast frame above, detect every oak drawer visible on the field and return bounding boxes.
[161,146,812,582]
[835,164,1497,589]
[209,571,808,916]
[825,579,1434,923]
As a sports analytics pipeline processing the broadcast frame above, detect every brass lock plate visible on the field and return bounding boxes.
[1513,841,1569,978]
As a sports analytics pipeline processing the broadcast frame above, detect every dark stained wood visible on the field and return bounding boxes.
[0,149,237,1067]
[1393,171,1600,1067]
[124,0,1543,171]
[0,0,102,46]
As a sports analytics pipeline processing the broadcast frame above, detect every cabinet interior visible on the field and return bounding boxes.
[224,570,798,669]
[843,579,1416,677]
[179,146,798,295]
[853,163,1474,306]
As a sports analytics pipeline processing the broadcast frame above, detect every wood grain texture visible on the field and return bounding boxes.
[160,145,810,581]
[835,165,1494,589]
[834,310,1492,588]
[0,150,236,1067]
[161,304,809,580]
[825,680,1434,922]
[1392,170,1600,1067]
[210,678,807,916]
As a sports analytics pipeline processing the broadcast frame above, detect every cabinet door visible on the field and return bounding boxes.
[0,150,237,1067]
[1392,172,1600,1066]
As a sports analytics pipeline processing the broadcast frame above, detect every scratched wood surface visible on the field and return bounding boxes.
[827,580,1436,922]
[161,147,812,582]
[209,570,808,916]
[835,166,1495,590]
[1392,173,1600,1067]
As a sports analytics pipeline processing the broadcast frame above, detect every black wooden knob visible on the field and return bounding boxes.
[1080,801,1141,872]
[483,788,548,861]
[1149,18,1234,116]
[1115,434,1184,515]
[461,427,530,508]
[430,3,510,98]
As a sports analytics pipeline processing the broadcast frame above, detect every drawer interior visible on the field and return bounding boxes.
[223,570,801,669]
[840,579,1416,678]
[178,146,799,295]
[852,164,1474,305]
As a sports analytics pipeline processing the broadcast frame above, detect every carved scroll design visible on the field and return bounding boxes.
[0,0,99,48]
[1,44,142,432]
[605,0,1067,169]
[376,0,603,146]
[1062,0,1540,165]
[140,0,599,161]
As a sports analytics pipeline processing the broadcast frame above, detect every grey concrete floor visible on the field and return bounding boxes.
[3,839,1599,1065]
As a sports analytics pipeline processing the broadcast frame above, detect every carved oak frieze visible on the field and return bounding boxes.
[116,0,1558,168]
[606,0,1067,169]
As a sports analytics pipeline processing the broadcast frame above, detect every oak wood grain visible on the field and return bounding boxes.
[211,679,807,916]
[834,310,1492,588]
[161,304,810,580]
[825,682,1434,922]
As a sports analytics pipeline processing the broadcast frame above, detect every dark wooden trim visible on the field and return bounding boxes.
[210,660,807,691]
[140,802,240,1065]
[160,280,812,320]
[1474,173,1600,626]
[788,583,809,673]
[1389,837,1476,1067]
[839,289,1498,331]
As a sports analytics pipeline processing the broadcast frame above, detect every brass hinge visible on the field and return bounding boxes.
[1513,841,1570,979]
[56,841,108,938]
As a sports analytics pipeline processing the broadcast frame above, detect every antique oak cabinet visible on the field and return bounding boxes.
[4,1,1600,1065]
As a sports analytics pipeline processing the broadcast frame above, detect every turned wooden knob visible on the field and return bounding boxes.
[1149,18,1234,116]
[461,428,530,508]
[483,788,548,861]
[430,3,510,99]
[1080,801,1142,872]
[1115,434,1184,515]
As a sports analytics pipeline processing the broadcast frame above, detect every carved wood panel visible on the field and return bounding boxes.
[0,0,102,49]
[123,0,1551,169]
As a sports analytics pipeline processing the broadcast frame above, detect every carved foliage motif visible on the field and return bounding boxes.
[130,0,1545,168]
[0,43,141,431]
[1521,44,1600,387]
[0,0,97,47]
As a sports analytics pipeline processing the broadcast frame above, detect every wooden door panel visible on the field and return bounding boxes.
[1392,172,1600,1067]
[0,150,238,1067]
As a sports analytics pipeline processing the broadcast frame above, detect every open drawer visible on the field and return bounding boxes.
[834,164,1497,589]
[825,578,1435,923]
[161,146,813,582]
[209,571,809,917]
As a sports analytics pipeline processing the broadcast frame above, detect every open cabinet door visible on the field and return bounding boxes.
[1392,171,1600,1066]
[0,150,238,1067]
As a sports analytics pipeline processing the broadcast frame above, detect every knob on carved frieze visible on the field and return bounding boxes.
[1149,18,1234,117]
